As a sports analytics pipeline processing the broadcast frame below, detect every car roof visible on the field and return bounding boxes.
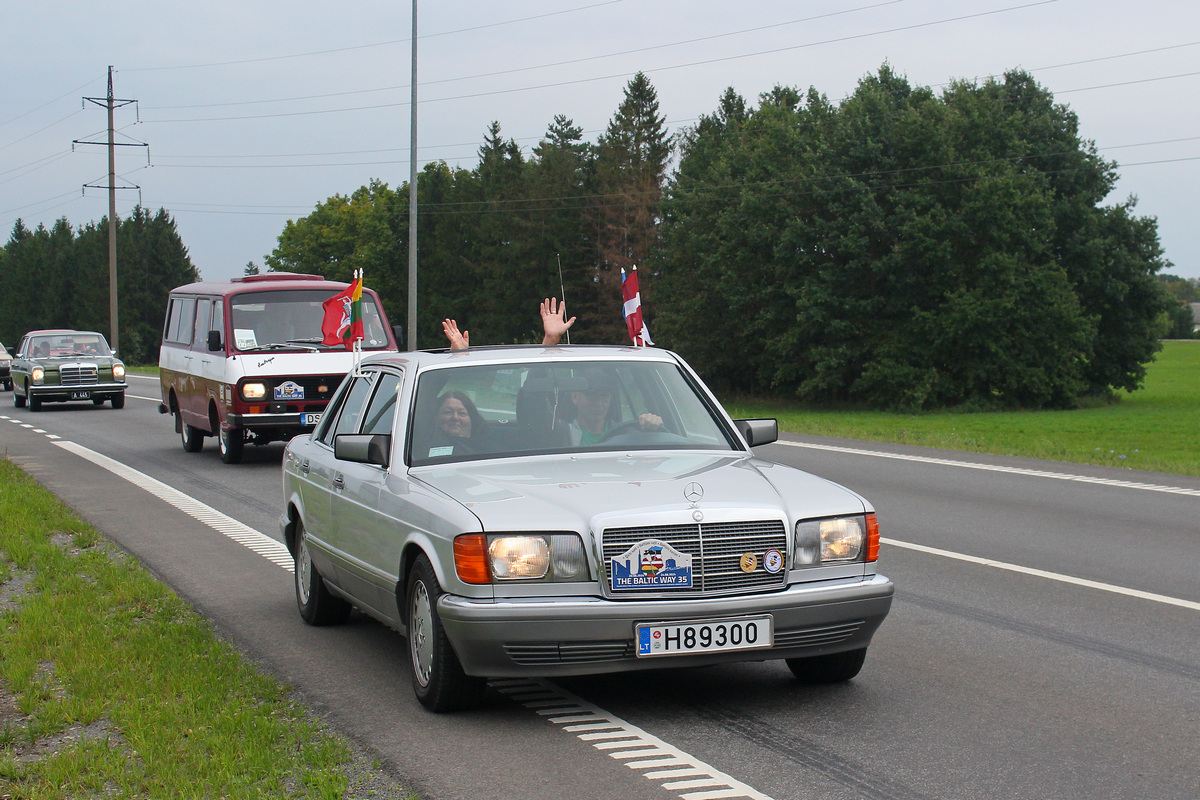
[359,344,680,372]
[23,329,95,337]
[168,272,352,297]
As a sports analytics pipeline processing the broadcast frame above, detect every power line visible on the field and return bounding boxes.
[145,0,909,112]
[143,0,1061,124]
[123,0,628,72]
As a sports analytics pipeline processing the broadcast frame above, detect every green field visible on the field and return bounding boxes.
[724,340,1200,477]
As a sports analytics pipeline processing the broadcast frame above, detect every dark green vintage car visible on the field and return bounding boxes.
[11,329,126,410]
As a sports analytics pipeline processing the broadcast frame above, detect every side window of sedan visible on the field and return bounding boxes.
[362,373,403,435]
[317,373,376,447]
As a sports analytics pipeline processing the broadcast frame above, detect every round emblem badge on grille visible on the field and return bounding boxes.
[684,482,704,504]
[739,552,758,573]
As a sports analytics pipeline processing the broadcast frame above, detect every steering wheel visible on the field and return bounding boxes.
[596,419,646,442]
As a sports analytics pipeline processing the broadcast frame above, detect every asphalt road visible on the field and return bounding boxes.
[1,372,1197,800]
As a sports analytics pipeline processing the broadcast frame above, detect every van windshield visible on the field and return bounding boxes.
[229,289,391,352]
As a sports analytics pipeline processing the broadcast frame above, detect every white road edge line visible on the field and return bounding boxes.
[41,436,777,800]
[51,439,295,573]
[771,440,1200,497]
[882,537,1200,611]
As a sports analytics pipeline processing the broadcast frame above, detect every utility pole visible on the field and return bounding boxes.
[407,0,419,351]
[74,66,146,355]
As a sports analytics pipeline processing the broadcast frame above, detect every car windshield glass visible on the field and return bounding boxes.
[30,334,111,358]
[409,360,738,466]
[229,289,390,353]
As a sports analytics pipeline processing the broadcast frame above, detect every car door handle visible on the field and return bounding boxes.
[300,459,310,475]
[332,475,345,491]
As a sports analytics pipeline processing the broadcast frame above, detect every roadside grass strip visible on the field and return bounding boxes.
[494,678,776,800]
[0,459,416,799]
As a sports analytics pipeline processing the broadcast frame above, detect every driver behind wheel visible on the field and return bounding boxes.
[568,367,661,446]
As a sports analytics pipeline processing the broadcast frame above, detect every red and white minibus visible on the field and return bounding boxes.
[159,272,400,463]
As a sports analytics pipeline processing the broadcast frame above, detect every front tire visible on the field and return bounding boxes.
[219,426,244,464]
[406,555,487,712]
[294,519,351,626]
[28,388,40,411]
[14,387,25,408]
[110,392,125,409]
[180,420,205,452]
[786,647,868,684]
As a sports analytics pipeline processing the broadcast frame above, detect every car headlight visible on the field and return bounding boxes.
[112,363,125,380]
[794,513,879,565]
[241,382,268,400]
[32,366,44,383]
[454,533,590,584]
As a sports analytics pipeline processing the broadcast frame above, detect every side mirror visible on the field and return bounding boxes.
[734,418,778,448]
[391,324,405,350]
[334,433,391,468]
[207,330,223,351]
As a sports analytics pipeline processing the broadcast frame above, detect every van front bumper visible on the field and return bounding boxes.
[227,410,322,430]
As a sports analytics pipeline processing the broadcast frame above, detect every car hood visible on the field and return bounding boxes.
[412,452,867,533]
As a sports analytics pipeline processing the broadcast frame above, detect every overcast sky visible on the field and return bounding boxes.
[4,0,1198,285]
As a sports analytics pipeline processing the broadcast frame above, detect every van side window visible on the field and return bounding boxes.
[166,297,195,345]
[193,299,212,347]
[212,300,224,341]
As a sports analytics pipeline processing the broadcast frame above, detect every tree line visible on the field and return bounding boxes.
[2,67,1186,408]
[0,208,198,364]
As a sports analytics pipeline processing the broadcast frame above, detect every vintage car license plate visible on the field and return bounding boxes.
[70,391,91,400]
[636,615,773,658]
[301,412,322,426]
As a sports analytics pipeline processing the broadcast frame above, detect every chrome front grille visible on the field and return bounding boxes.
[60,365,98,386]
[601,519,789,598]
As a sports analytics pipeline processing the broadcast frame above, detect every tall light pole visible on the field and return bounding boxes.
[407,0,419,350]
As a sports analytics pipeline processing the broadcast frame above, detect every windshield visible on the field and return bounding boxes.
[230,289,390,352]
[29,333,112,358]
[409,360,739,466]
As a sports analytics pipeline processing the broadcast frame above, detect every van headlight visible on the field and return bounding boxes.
[241,382,268,400]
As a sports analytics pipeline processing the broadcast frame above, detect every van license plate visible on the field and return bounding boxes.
[70,391,91,400]
[636,615,773,657]
[301,413,321,426]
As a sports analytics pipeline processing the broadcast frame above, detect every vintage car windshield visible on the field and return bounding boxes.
[28,333,112,358]
[229,289,390,353]
[408,359,740,466]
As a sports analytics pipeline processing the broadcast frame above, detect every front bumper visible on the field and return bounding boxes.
[438,573,894,677]
[227,411,318,431]
[28,381,125,401]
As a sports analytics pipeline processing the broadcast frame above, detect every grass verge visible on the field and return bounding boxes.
[0,458,415,799]
[724,340,1200,477]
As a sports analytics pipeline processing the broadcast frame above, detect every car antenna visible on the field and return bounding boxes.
[556,253,571,345]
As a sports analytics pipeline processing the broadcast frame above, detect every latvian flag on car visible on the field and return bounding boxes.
[321,272,364,350]
[621,265,653,347]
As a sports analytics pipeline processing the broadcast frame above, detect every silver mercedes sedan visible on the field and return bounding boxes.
[281,345,893,712]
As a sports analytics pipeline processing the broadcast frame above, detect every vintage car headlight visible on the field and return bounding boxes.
[454,533,590,584]
[241,382,268,400]
[32,366,45,384]
[112,363,125,380]
[794,513,879,565]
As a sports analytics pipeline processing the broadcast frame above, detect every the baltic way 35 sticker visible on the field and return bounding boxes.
[611,539,693,589]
